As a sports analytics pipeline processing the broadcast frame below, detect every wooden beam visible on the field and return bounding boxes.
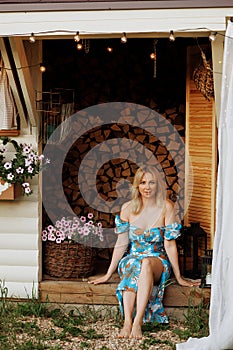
[211,33,224,127]
[39,280,211,307]
[0,37,27,128]
[8,37,38,127]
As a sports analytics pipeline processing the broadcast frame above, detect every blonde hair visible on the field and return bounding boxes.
[131,166,165,215]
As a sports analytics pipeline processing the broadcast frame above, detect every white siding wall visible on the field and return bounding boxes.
[0,134,41,298]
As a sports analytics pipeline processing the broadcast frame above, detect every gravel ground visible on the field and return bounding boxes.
[14,316,187,350]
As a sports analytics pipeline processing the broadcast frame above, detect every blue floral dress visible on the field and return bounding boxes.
[115,214,181,324]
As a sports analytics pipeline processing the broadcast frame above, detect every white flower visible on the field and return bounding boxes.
[23,145,32,154]
[27,166,34,173]
[16,167,24,174]
[24,186,32,194]
[7,173,14,180]
[4,162,12,169]
[25,158,32,167]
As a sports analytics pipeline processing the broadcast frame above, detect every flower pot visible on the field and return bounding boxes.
[0,179,22,200]
[43,241,97,279]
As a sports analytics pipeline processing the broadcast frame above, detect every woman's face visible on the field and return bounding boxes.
[138,172,157,199]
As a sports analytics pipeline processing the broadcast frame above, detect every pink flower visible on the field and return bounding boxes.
[48,233,56,241]
[80,216,86,222]
[88,213,93,219]
[47,225,56,233]
[83,227,90,236]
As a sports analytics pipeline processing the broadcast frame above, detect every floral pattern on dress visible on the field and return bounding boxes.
[115,214,181,324]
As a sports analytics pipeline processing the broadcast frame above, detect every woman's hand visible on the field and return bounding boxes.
[176,276,201,287]
[88,273,111,285]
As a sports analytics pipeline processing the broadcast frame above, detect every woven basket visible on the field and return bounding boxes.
[193,49,214,101]
[43,241,96,278]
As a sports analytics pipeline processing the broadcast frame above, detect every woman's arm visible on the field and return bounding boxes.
[164,200,200,287]
[89,231,129,285]
[89,203,130,285]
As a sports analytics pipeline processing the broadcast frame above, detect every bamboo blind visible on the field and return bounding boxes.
[185,46,217,248]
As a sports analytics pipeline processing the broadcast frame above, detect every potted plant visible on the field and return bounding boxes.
[42,213,104,278]
[0,136,48,198]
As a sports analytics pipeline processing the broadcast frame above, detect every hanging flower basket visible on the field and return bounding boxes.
[0,178,22,200]
[43,241,97,278]
[0,136,49,196]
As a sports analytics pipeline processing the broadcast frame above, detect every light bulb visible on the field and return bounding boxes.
[150,52,156,60]
[39,63,46,73]
[107,46,113,52]
[29,33,35,43]
[77,43,83,50]
[169,30,175,42]
[74,31,80,42]
[209,32,217,41]
[121,32,127,43]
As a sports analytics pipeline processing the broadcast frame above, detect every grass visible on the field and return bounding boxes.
[0,279,210,350]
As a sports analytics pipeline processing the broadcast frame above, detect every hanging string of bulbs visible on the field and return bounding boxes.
[1,27,232,74]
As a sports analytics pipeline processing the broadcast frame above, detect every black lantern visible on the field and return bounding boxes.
[201,249,213,287]
[183,222,207,279]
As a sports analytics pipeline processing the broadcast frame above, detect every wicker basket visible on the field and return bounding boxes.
[43,241,96,278]
[193,49,214,101]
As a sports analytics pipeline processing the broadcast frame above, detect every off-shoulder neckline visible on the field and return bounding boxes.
[115,214,180,231]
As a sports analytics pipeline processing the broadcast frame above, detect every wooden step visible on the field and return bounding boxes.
[39,277,211,307]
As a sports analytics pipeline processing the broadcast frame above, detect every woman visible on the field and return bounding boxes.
[89,166,200,339]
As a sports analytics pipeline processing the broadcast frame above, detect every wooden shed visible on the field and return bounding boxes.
[0,0,232,306]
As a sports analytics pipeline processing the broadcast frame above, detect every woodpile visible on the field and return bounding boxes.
[61,106,185,229]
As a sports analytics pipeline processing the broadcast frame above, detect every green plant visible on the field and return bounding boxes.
[174,288,210,340]
[0,279,8,316]
[0,136,49,195]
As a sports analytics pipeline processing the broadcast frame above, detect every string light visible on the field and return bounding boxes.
[77,42,83,50]
[169,30,175,42]
[29,33,35,43]
[74,31,80,42]
[121,32,127,43]
[39,63,46,73]
[150,52,156,60]
[209,32,217,41]
[107,46,113,53]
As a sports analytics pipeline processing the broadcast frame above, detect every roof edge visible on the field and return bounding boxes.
[0,1,233,12]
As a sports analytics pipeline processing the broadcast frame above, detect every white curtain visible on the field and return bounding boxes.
[176,20,233,350]
[0,60,16,130]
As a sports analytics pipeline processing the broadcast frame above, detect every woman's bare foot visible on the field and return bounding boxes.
[118,321,132,338]
[130,323,143,339]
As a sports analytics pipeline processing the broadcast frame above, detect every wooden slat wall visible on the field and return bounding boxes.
[185,46,217,248]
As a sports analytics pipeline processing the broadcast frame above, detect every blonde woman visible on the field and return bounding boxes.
[89,166,200,338]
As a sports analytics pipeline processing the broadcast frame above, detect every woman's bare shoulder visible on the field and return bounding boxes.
[120,201,132,221]
[165,199,175,212]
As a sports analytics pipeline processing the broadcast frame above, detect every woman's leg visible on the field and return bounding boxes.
[130,258,163,338]
[119,290,136,338]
